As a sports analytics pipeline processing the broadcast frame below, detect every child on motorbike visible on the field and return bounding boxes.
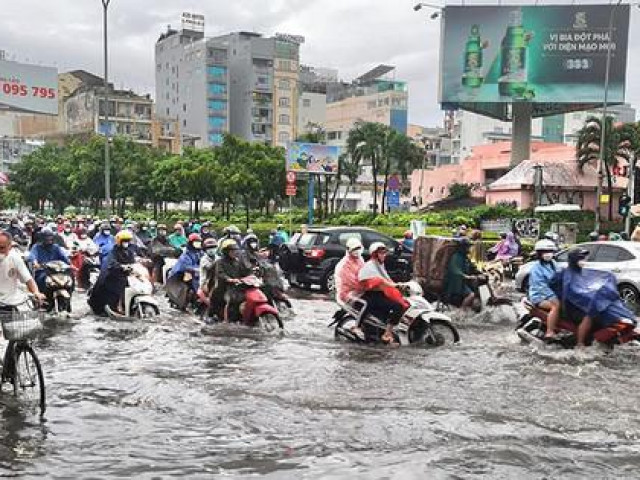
[528,239,561,341]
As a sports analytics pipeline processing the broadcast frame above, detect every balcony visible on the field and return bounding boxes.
[207,92,227,101]
[252,116,272,125]
[208,108,228,117]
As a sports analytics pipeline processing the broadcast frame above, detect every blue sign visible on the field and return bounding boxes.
[387,191,400,210]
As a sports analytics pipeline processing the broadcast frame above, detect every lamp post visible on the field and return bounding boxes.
[102,0,112,209]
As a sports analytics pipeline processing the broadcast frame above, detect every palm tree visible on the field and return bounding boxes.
[576,116,639,220]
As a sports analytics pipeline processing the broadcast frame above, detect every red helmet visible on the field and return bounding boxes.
[188,233,201,243]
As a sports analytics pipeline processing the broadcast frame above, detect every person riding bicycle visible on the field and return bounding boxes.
[0,231,45,309]
[28,228,70,298]
[528,239,561,341]
[358,242,409,346]
[88,230,137,315]
[211,239,252,322]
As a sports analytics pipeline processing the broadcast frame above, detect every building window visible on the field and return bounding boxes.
[278,60,291,71]
[207,66,227,78]
[208,117,225,128]
[208,83,227,95]
[208,100,227,111]
[209,134,224,145]
[303,99,311,108]
[183,104,187,113]
[257,76,269,86]
[278,79,291,90]
[278,97,290,108]
[278,132,290,143]
[166,108,169,116]
[183,119,187,128]
[278,114,290,125]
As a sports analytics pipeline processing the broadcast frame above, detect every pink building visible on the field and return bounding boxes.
[410,141,626,213]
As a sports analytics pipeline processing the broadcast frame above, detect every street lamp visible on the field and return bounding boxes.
[101,0,112,209]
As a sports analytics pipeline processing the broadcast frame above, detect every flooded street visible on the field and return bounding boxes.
[1,289,640,479]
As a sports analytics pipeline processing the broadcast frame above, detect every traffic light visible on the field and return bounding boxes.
[619,193,631,217]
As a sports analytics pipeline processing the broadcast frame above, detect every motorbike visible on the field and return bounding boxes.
[426,274,512,314]
[221,276,284,331]
[330,281,460,347]
[72,250,100,291]
[43,261,74,316]
[517,298,640,350]
[105,263,160,320]
[256,260,294,319]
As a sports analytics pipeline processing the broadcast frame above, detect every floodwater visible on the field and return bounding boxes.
[1,288,640,479]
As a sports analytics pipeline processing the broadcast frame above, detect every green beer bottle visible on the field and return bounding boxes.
[499,9,532,98]
[462,24,485,89]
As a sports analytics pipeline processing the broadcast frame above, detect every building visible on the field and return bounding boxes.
[324,65,408,147]
[155,20,303,148]
[408,124,452,168]
[0,137,45,173]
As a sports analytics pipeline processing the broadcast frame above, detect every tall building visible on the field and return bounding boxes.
[155,19,303,148]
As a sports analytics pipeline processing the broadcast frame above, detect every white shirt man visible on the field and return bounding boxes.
[0,232,44,306]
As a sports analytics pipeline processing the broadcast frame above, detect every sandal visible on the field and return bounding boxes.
[381,331,399,347]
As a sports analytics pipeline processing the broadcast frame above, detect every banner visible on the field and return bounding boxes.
[286,143,340,174]
[0,60,58,115]
[440,4,629,104]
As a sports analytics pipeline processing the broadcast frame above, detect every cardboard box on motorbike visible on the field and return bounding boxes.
[412,236,459,299]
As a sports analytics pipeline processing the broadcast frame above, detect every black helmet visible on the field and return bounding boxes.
[457,237,471,251]
[588,231,599,242]
[567,248,589,270]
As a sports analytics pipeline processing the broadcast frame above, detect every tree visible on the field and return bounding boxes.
[576,117,639,220]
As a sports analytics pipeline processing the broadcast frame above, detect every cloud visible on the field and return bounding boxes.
[0,0,638,127]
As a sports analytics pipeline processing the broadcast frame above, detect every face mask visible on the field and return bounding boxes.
[248,241,258,250]
[122,242,130,249]
[192,242,202,249]
[577,260,586,268]
[103,230,111,236]
[158,231,167,237]
[349,249,362,258]
[64,228,71,233]
[541,253,554,262]
[206,248,217,258]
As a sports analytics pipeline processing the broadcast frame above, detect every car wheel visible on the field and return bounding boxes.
[322,271,336,293]
[618,284,640,310]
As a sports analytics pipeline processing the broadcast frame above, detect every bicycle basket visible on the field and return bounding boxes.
[0,311,45,341]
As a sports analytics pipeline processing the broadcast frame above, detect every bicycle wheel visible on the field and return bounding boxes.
[12,344,46,414]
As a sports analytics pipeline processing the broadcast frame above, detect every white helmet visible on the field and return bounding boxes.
[345,237,363,252]
[369,242,388,255]
[534,239,557,252]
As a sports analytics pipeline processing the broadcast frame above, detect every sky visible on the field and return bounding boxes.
[0,0,638,127]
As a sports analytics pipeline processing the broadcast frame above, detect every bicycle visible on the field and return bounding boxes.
[0,301,46,414]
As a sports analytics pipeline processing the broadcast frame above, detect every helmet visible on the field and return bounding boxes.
[346,237,363,252]
[220,238,239,253]
[534,239,557,252]
[203,238,218,249]
[40,227,54,238]
[149,220,158,227]
[188,233,202,243]
[568,248,589,269]
[227,225,240,235]
[157,224,167,230]
[403,230,413,239]
[544,231,559,242]
[173,223,182,231]
[457,237,471,250]
[369,242,387,255]
[115,230,133,245]
[588,231,600,241]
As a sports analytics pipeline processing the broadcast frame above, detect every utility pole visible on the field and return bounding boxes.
[102,0,112,210]
[626,154,636,235]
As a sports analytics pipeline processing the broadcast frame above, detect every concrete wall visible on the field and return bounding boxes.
[298,92,326,133]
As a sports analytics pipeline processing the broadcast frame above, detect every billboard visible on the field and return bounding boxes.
[0,60,58,115]
[440,5,629,104]
[286,143,340,174]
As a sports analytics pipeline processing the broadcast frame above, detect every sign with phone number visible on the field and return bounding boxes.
[0,59,58,115]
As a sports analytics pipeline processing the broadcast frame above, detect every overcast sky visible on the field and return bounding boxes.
[1,0,638,126]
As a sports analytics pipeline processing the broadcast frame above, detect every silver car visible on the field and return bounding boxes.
[515,241,640,307]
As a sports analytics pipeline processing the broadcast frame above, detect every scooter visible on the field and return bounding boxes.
[516,298,640,350]
[105,263,160,320]
[256,260,294,319]
[226,276,283,331]
[43,261,74,316]
[330,282,460,347]
[427,274,512,314]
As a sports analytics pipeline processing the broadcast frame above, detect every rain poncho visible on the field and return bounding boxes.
[554,268,635,327]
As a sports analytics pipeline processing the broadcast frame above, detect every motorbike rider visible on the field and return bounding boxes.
[554,248,636,348]
[0,231,46,308]
[240,234,263,270]
[70,227,99,290]
[200,222,215,241]
[358,242,409,346]
[528,239,561,340]
[198,238,219,305]
[335,237,365,305]
[60,222,78,251]
[7,218,27,246]
[443,238,480,310]
[149,224,176,283]
[28,228,71,299]
[88,230,137,315]
[168,223,187,252]
[93,222,116,267]
[489,232,518,262]
[211,239,252,322]
[169,233,203,294]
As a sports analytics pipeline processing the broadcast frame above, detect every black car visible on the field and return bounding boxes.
[278,227,413,291]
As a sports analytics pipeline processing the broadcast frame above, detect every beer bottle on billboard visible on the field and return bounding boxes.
[462,25,486,90]
[498,9,533,98]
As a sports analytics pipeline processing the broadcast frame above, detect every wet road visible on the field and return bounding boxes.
[1,288,640,479]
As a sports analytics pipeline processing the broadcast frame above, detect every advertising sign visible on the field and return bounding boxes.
[386,191,401,210]
[286,143,340,174]
[181,12,205,33]
[0,60,58,115]
[440,5,629,104]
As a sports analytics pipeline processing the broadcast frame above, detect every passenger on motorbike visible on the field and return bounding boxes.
[443,238,480,310]
[241,234,262,270]
[211,239,252,322]
[335,238,365,305]
[149,224,175,283]
[70,227,99,289]
[168,223,188,252]
[169,233,203,294]
[198,238,219,303]
[200,222,215,241]
[554,248,636,348]
[28,228,70,296]
[88,230,137,315]
[358,242,408,346]
[529,239,561,340]
[489,232,518,262]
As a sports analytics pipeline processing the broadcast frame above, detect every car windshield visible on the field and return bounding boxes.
[297,233,318,247]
